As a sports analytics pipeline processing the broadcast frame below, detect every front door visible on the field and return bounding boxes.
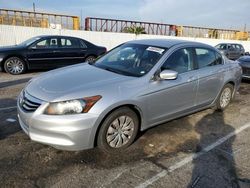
[26,37,61,69]
[141,47,199,127]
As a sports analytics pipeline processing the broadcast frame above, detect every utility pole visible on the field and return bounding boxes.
[33,2,36,12]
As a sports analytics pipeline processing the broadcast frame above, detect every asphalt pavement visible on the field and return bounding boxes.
[0,72,250,188]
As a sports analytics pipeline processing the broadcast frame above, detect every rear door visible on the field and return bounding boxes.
[57,37,86,66]
[195,48,224,106]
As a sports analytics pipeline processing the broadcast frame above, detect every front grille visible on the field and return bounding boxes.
[20,91,42,112]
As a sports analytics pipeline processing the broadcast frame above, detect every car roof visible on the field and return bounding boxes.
[127,39,210,48]
[35,35,82,39]
[217,43,242,45]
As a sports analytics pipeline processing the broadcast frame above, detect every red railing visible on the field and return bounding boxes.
[85,17,245,40]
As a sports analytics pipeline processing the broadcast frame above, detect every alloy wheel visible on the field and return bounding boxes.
[106,115,135,148]
[5,58,24,74]
[220,87,232,108]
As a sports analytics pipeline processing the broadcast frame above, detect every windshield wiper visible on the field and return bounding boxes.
[91,63,138,77]
[104,67,124,74]
[104,67,137,77]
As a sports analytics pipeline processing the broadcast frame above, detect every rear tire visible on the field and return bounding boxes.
[97,107,139,153]
[216,84,234,111]
[4,57,26,75]
[85,55,96,63]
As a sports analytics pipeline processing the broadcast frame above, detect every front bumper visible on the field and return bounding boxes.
[17,97,99,151]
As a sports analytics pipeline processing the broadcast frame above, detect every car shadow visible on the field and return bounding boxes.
[0,98,20,140]
[187,111,250,188]
[0,78,32,89]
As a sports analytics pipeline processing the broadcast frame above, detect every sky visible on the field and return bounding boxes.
[1,0,250,30]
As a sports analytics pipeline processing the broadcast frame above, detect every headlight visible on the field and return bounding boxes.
[44,95,102,115]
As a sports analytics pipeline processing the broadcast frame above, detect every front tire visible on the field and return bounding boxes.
[4,57,26,75]
[97,107,139,153]
[216,84,234,111]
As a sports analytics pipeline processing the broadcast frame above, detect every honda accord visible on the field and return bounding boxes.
[17,39,242,152]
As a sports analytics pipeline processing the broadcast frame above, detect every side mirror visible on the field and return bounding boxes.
[159,70,178,80]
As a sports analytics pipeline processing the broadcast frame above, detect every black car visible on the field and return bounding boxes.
[0,35,106,75]
[237,56,250,80]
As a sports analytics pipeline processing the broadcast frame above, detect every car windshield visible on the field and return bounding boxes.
[19,37,41,46]
[92,43,167,77]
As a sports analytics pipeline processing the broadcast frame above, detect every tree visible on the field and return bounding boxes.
[123,26,146,35]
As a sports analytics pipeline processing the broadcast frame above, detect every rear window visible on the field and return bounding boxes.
[60,38,79,48]
[195,48,222,68]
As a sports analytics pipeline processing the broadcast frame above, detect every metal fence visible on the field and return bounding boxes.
[0,8,80,30]
[85,17,249,40]
[0,9,249,40]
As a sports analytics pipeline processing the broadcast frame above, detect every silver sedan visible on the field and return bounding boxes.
[17,39,242,152]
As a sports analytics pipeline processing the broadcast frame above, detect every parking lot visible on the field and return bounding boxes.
[0,72,250,188]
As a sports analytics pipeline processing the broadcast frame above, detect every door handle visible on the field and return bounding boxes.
[53,50,60,53]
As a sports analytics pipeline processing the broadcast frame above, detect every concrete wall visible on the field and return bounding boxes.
[1,24,250,52]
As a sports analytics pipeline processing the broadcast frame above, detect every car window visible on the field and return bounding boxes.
[93,43,167,77]
[107,47,137,62]
[161,48,194,74]
[228,44,235,50]
[60,38,79,48]
[195,48,218,68]
[32,38,58,49]
[217,44,227,50]
[80,40,87,48]
[236,44,243,50]
[34,39,47,49]
[215,52,223,65]
[235,44,240,49]
[49,38,58,47]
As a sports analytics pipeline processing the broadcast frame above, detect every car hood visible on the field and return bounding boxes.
[239,61,250,68]
[26,63,134,102]
[239,56,250,62]
[0,45,24,52]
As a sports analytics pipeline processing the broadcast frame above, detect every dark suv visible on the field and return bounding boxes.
[215,43,245,60]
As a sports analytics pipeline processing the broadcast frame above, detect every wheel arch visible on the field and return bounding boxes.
[93,104,143,147]
[85,54,97,59]
[2,54,29,71]
[212,79,236,107]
